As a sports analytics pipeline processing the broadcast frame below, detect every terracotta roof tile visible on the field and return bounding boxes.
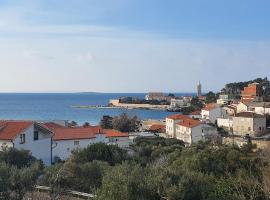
[149,124,166,132]
[190,110,201,115]
[167,114,190,120]
[0,121,33,140]
[177,119,201,128]
[203,103,218,111]
[103,129,128,137]
[43,122,65,130]
[234,112,265,118]
[52,126,102,141]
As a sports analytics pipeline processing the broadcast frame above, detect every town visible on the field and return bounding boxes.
[1,78,270,166]
[1,86,270,200]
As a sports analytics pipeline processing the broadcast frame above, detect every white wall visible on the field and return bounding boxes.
[202,107,222,123]
[191,125,204,143]
[255,107,270,115]
[217,118,233,130]
[107,137,130,148]
[176,124,203,145]
[13,124,52,166]
[52,134,107,160]
[166,118,177,138]
[237,103,248,113]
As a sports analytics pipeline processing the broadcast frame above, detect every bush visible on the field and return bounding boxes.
[72,143,128,165]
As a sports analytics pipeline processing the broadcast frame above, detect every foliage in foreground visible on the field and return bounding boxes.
[0,149,42,200]
[1,138,270,200]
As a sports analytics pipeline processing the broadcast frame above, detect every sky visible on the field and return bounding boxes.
[0,0,270,93]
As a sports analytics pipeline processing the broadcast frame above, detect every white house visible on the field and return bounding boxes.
[201,103,222,123]
[233,112,266,137]
[222,105,236,116]
[0,121,53,165]
[170,98,190,109]
[103,129,130,148]
[166,114,191,138]
[248,102,270,115]
[217,117,233,131]
[189,110,202,119]
[48,125,107,161]
[175,118,203,145]
[236,102,249,113]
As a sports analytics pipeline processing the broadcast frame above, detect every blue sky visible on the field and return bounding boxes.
[0,0,270,92]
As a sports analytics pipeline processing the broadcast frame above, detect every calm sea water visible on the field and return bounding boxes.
[0,93,194,125]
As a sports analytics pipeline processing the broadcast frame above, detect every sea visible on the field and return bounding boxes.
[0,93,195,125]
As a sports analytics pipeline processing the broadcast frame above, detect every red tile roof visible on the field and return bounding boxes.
[149,124,166,132]
[177,119,201,128]
[167,114,190,120]
[43,122,65,130]
[203,103,218,111]
[234,112,265,118]
[103,129,128,138]
[52,126,102,141]
[0,121,33,140]
[190,110,201,115]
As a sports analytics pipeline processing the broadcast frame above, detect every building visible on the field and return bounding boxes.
[170,98,190,109]
[175,118,203,145]
[217,117,233,131]
[241,83,263,103]
[222,105,237,116]
[217,94,233,105]
[232,112,266,137]
[148,124,166,133]
[248,102,270,115]
[201,103,222,123]
[189,110,202,119]
[50,125,107,160]
[145,92,171,102]
[166,114,191,138]
[236,102,249,113]
[0,121,53,165]
[197,81,202,97]
[103,129,129,148]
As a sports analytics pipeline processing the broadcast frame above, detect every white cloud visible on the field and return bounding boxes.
[77,51,94,63]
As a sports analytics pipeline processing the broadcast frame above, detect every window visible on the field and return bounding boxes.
[248,127,251,131]
[34,131,39,140]
[20,134,25,144]
[74,141,80,146]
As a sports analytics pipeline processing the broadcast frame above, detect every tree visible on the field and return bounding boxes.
[112,113,139,132]
[168,93,175,97]
[83,122,90,127]
[205,91,217,103]
[0,148,37,168]
[100,115,113,129]
[69,121,77,127]
[0,161,42,200]
[72,143,128,166]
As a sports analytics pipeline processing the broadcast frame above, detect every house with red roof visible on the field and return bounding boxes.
[189,110,202,119]
[175,118,203,145]
[201,103,223,123]
[46,125,107,161]
[165,114,191,138]
[103,129,129,148]
[0,120,53,165]
[43,123,129,161]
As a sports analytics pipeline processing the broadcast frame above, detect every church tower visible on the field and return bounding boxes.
[197,81,202,97]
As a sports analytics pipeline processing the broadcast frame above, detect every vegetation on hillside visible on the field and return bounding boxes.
[222,77,270,98]
[1,138,270,199]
